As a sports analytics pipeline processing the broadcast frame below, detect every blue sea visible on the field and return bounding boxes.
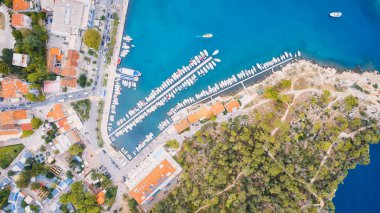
[111,0,380,211]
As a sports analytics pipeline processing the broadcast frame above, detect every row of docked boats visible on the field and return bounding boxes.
[167,51,301,116]
[120,132,154,160]
[120,35,133,58]
[158,118,171,131]
[121,80,137,89]
[109,49,220,140]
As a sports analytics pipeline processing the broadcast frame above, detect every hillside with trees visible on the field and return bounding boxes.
[153,66,380,213]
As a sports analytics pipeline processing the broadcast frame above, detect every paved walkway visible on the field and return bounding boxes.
[0,5,15,55]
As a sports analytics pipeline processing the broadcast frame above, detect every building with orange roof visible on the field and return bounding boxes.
[61,67,77,77]
[66,50,79,67]
[173,119,190,134]
[47,104,66,121]
[47,48,78,78]
[0,129,21,141]
[197,107,213,121]
[20,123,33,131]
[210,101,225,116]
[187,112,200,124]
[129,159,176,204]
[225,99,241,113]
[125,147,183,206]
[12,0,31,11]
[11,13,31,29]
[0,110,31,141]
[47,48,64,73]
[96,191,106,205]
[61,78,77,88]
[1,78,30,101]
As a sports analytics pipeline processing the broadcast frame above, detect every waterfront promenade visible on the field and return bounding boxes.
[100,0,130,166]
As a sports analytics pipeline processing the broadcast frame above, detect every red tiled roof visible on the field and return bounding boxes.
[20,123,33,131]
[11,13,23,27]
[129,159,176,204]
[1,78,29,99]
[13,0,30,11]
[96,191,105,205]
[47,104,65,121]
[47,48,64,74]
[197,108,213,120]
[0,129,20,136]
[61,78,77,88]
[61,67,77,77]
[0,110,28,126]
[225,99,240,113]
[173,119,190,134]
[210,101,225,116]
[187,113,199,124]
[66,50,79,67]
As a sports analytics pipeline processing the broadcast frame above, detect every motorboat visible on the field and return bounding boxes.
[330,12,342,18]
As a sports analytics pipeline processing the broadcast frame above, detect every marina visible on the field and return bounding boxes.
[108,0,380,165]
[109,50,220,140]
[110,50,301,160]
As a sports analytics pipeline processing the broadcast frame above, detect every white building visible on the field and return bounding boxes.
[12,53,29,67]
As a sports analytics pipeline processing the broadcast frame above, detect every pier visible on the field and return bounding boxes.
[109,50,220,139]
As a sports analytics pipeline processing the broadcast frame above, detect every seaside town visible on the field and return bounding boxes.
[0,0,379,212]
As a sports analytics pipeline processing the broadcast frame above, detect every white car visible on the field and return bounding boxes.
[58,99,65,103]
[68,95,73,98]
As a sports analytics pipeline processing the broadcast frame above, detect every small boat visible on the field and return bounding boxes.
[118,68,142,77]
[330,12,342,18]
[212,50,219,56]
[197,33,213,38]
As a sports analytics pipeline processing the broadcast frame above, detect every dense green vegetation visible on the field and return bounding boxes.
[31,117,43,129]
[106,13,119,64]
[0,13,53,85]
[165,140,180,149]
[68,143,85,156]
[0,144,24,169]
[78,74,88,88]
[0,188,10,209]
[96,101,104,147]
[16,161,50,188]
[83,29,101,50]
[21,130,34,138]
[71,99,91,122]
[59,181,101,213]
[153,90,379,212]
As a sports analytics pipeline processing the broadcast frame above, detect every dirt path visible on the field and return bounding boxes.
[195,172,244,213]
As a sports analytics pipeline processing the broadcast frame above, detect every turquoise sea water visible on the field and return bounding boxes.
[111,0,380,210]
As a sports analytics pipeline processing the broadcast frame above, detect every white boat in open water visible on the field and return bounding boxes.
[330,12,342,18]
[197,33,213,38]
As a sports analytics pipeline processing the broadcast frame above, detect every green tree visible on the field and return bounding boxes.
[83,29,101,50]
[78,74,88,88]
[344,95,358,111]
[0,188,10,209]
[68,144,84,156]
[1,48,14,67]
[21,130,34,138]
[60,181,100,212]
[0,62,11,75]
[15,171,31,188]
[31,117,43,129]
[165,140,180,149]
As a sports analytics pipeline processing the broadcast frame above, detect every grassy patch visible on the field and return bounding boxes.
[0,144,25,169]
[71,99,91,122]
[106,13,119,65]
[96,101,104,147]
